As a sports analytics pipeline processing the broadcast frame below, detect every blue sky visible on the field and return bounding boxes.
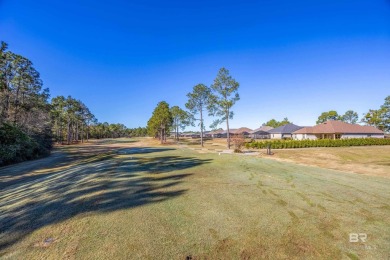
[1,0,389,130]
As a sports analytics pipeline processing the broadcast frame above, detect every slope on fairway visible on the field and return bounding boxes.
[0,139,389,259]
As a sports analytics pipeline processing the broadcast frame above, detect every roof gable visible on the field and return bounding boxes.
[268,123,303,134]
[234,127,253,134]
[250,126,273,134]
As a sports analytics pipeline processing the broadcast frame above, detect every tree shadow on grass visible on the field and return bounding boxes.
[0,148,211,252]
[0,147,174,190]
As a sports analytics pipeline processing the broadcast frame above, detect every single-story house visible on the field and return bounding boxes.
[180,132,201,138]
[268,123,303,139]
[203,131,211,138]
[218,127,252,138]
[207,129,224,138]
[219,129,237,138]
[292,120,385,140]
[232,127,253,137]
[249,126,273,139]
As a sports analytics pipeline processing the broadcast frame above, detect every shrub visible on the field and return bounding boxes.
[232,134,245,153]
[245,138,390,150]
[0,123,51,166]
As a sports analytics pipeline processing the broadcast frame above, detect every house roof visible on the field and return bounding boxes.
[208,129,224,134]
[210,128,252,135]
[268,123,303,134]
[292,127,313,134]
[249,126,273,134]
[221,129,237,134]
[293,120,384,134]
[232,127,253,134]
[182,131,200,136]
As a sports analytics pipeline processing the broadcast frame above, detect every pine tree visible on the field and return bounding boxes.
[209,68,240,149]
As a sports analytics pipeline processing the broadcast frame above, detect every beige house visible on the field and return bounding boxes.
[292,120,384,140]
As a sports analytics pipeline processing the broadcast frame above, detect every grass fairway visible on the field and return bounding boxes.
[0,138,389,259]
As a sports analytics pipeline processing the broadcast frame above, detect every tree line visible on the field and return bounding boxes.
[360,97,389,132]
[0,42,52,165]
[313,98,389,132]
[51,96,147,144]
[89,124,147,139]
[261,110,360,128]
[147,67,240,148]
[0,41,147,165]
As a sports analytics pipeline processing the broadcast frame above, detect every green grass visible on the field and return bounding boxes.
[0,138,389,259]
[89,138,139,145]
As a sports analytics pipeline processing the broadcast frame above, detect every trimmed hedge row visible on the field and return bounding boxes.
[245,138,390,149]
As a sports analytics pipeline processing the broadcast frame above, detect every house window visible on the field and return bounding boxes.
[335,134,341,139]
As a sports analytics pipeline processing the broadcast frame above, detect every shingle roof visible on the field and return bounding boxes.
[293,121,384,134]
[221,129,237,134]
[249,126,273,134]
[233,127,253,134]
[182,132,198,136]
[293,127,313,134]
[268,123,303,134]
[208,129,224,134]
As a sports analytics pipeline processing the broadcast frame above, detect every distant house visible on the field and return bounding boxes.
[268,123,303,139]
[249,126,273,139]
[232,127,253,137]
[217,127,252,138]
[208,129,224,138]
[220,129,237,138]
[180,132,200,138]
[180,132,191,138]
[292,120,384,140]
